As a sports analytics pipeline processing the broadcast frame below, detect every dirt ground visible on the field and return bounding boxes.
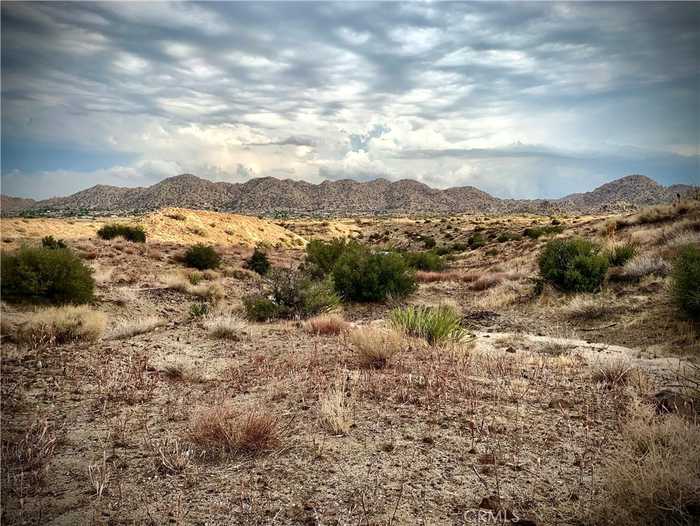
[1,206,698,525]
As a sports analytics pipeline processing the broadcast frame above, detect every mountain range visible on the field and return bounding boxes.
[1,174,696,216]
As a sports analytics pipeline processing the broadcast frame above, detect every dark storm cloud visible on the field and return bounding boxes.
[1,1,698,198]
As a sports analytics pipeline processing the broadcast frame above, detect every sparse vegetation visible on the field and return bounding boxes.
[183,244,221,270]
[1,246,95,304]
[97,224,146,243]
[671,244,700,320]
[538,238,609,292]
[389,304,468,345]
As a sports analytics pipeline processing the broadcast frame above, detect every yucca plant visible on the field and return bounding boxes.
[389,304,470,345]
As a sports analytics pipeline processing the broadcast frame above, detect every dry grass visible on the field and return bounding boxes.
[475,283,520,310]
[563,294,614,320]
[2,420,57,490]
[108,316,166,340]
[188,405,280,458]
[203,313,249,339]
[14,306,106,347]
[415,270,464,283]
[592,357,634,387]
[350,327,404,369]
[164,274,225,301]
[113,287,138,305]
[319,381,353,435]
[303,314,351,336]
[587,403,700,525]
[145,433,192,475]
[618,254,671,281]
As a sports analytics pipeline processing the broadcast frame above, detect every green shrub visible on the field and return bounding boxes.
[497,232,521,243]
[184,244,221,270]
[304,238,350,278]
[243,269,339,321]
[402,251,446,271]
[538,238,609,293]
[97,224,146,243]
[332,245,416,302]
[468,233,486,249]
[451,242,469,252]
[607,243,637,267]
[524,225,564,239]
[41,236,67,249]
[389,304,469,346]
[421,236,436,249]
[1,246,95,304]
[245,247,271,275]
[671,245,700,320]
[242,295,281,321]
[189,302,210,318]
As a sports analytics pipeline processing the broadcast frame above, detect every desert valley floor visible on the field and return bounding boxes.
[1,204,698,525]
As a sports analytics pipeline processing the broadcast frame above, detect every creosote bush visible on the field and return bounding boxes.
[97,224,146,243]
[41,236,67,249]
[468,233,486,249]
[304,238,350,278]
[606,242,637,266]
[389,304,469,346]
[243,269,339,321]
[183,244,221,270]
[671,244,700,320]
[538,238,609,293]
[332,244,416,302]
[245,247,270,275]
[524,225,564,239]
[1,246,95,304]
[401,250,446,271]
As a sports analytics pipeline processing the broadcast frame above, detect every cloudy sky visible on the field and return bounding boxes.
[1,1,698,200]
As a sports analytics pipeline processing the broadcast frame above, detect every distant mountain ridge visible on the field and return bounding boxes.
[2,174,696,216]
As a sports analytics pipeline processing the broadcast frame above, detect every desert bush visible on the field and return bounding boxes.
[245,247,270,275]
[421,236,436,249]
[183,244,221,270]
[401,250,446,271]
[671,244,700,320]
[592,357,634,387]
[97,224,146,243]
[332,245,416,302]
[14,305,106,347]
[538,238,609,292]
[1,246,95,304]
[303,314,350,336]
[188,405,280,458]
[606,242,637,266]
[468,233,486,248]
[350,327,404,368]
[108,316,165,340]
[41,236,67,249]
[524,225,564,239]
[189,302,210,318]
[304,238,350,278]
[389,304,468,346]
[587,404,700,525]
[496,232,521,243]
[451,242,469,252]
[243,269,338,321]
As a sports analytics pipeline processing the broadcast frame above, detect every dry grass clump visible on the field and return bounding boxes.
[164,274,225,301]
[108,316,166,340]
[415,270,464,283]
[592,357,634,387]
[587,403,700,525]
[188,405,280,458]
[319,381,353,435]
[113,287,138,305]
[303,314,351,336]
[563,295,614,320]
[475,283,520,310]
[2,420,57,489]
[14,306,106,347]
[467,271,521,291]
[145,433,192,475]
[619,254,670,280]
[350,326,404,368]
[203,314,249,339]
[160,358,204,383]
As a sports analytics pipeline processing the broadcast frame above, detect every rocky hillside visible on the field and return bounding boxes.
[2,173,696,216]
[1,195,36,214]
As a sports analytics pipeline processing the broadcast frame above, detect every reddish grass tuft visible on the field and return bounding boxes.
[303,314,351,336]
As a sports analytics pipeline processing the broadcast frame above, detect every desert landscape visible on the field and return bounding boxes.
[1,190,698,525]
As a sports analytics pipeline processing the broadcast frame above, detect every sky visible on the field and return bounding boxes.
[1,1,698,200]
